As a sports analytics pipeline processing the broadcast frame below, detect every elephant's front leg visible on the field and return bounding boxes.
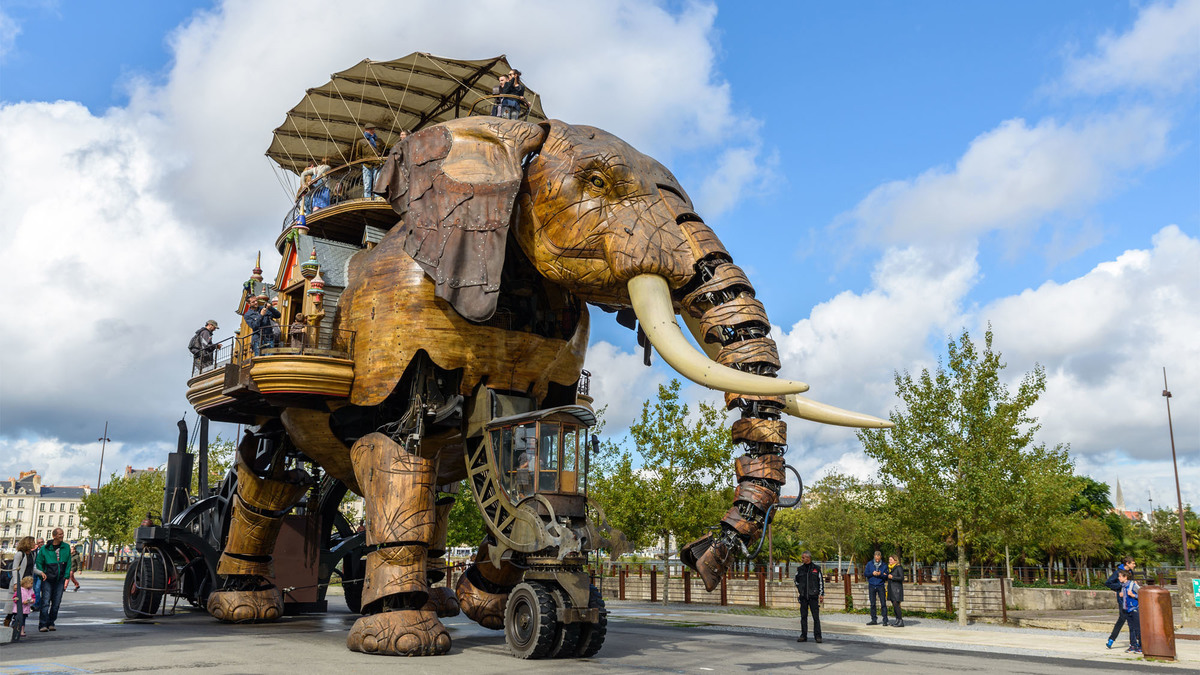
[207,462,310,622]
[346,433,452,657]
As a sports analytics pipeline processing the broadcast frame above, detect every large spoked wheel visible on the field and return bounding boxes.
[340,552,365,614]
[504,582,558,659]
[123,548,169,619]
[575,584,607,658]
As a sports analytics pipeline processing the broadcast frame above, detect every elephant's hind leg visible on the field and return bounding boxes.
[423,495,460,618]
[346,433,451,657]
[207,461,310,623]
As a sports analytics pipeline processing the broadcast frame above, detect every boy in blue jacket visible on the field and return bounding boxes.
[1119,568,1141,654]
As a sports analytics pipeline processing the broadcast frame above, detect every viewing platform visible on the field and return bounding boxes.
[186,328,355,424]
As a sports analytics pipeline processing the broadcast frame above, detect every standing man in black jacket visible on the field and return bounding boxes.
[1105,556,1136,649]
[793,551,825,643]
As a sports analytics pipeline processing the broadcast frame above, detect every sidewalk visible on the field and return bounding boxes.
[606,601,1200,668]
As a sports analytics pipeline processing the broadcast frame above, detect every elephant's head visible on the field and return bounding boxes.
[379,116,890,589]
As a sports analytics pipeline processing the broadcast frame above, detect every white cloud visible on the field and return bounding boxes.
[583,340,667,434]
[979,225,1200,463]
[1062,0,1200,95]
[696,143,778,219]
[844,109,1169,245]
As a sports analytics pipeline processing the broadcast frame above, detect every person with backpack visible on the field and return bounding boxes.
[1105,556,1136,649]
[35,528,72,633]
[189,320,219,370]
[1119,568,1141,654]
[5,538,43,631]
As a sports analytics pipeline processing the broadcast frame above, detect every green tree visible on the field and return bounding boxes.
[859,327,1052,626]
[590,379,733,603]
[80,471,167,550]
[446,481,486,548]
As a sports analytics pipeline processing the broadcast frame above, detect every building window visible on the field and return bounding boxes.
[58,515,65,526]
[49,503,55,512]
[14,525,20,535]
[38,515,44,526]
[70,503,76,512]
[40,502,46,512]
[15,512,22,521]
[5,499,10,507]
[68,515,74,526]
[18,499,24,507]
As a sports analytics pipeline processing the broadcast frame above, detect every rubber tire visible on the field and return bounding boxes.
[575,584,607,658]
[549,587,581,658]
[504,582,558,659]
[123,550,168,619]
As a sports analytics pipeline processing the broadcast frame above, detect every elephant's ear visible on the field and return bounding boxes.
[380,117,547,322]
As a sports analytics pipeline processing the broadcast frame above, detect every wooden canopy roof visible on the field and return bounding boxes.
[266,53,548,175]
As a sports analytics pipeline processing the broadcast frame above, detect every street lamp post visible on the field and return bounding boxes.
[1162,368,1190,571]
[89,422,112,564]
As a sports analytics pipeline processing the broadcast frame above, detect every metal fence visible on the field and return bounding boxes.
[191,326,356,377]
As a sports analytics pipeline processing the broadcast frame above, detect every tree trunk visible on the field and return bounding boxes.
[662,531,671,605]
[1005,545,1011,580]
[957,518,968,626]
[837,543,843,578]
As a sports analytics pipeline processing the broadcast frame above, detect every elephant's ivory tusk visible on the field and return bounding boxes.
[680,311,893,429]
[627,274,810,396]
[782,395,894,429]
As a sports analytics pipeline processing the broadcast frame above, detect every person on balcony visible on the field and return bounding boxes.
[491,73,508,116]
[353,123,388,199]
[243,297,280,356]
[290,314,309,350]
[499,70,525,120]
[189,319,220,370]
[311,157,332,210]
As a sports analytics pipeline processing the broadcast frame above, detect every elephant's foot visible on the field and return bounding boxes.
[207,585,283,623]
[347,609,451,656]
[423,586,460,618]
[455,568,507,630]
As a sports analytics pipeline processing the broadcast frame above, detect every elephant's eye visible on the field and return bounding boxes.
[588,175,607,190]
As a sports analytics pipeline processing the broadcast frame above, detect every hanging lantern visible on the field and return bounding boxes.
[300,247,320,279]
[308,269,326,305]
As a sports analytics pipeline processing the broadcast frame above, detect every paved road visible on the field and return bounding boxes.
[1,579,1159,674]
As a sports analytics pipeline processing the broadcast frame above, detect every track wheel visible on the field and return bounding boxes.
[504,581,558,659]
[123,549,168,619]
[575,584,607,658]
[341,552,365,614]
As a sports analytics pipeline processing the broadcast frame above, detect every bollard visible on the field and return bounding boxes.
[619,569,626,601]
[943,567,953,614]
[720,575,728,606]
[650,569,657,602]
[684,570,692,604]
[758,570,766,608]
[1140,585,1176,661]
[843,572,852,611]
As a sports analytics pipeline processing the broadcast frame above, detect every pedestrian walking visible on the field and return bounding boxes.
[5,538,43,630]
[10,576,35,642]
[865,550,888,625]
[35,528,71,632]
[793,551,824,643]
[1105,556,1136,649]
[1119,569,1141,654]
[68,545,82,592]
[886,554,905,627]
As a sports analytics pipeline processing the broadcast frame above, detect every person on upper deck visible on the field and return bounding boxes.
[491,73,508,116]
[311,157,332,210]
[190,319,220,369]
[500,69,525,120]
[353,123,389,199]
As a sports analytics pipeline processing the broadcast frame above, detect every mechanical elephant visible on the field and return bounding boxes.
[209,115,889,658]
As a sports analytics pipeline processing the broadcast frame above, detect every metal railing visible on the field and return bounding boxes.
[577,369,591,397]
[283,161,385,231]
[191,325,356,377]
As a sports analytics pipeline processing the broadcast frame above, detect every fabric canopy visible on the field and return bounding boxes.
[266,53,547,175]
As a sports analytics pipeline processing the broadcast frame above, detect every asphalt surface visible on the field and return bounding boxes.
[0,578,1164,674]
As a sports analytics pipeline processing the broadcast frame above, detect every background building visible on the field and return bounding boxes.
[1,470,92,550]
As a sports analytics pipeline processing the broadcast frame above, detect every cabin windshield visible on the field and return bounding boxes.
[494,420,583,501]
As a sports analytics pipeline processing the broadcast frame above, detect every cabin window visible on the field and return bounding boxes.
[492,419,586,499]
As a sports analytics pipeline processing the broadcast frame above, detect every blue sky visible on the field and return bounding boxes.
[1,1,1196,514]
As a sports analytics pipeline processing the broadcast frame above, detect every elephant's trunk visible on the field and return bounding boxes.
[675,257,788,592]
